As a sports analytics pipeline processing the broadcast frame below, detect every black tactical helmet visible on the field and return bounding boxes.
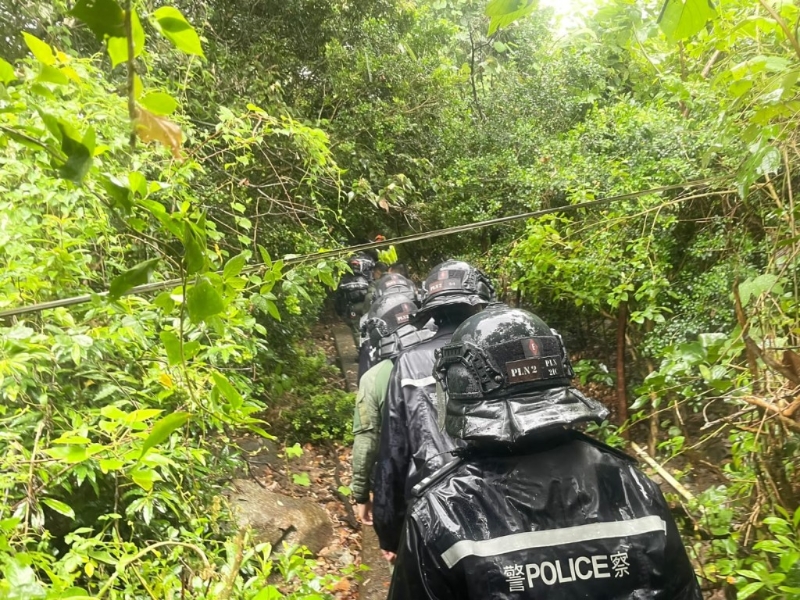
[348,253,375,277]
[434,304,608,443]
[372,273,419,305]
[363,294,434,360]
[415,260,494,323]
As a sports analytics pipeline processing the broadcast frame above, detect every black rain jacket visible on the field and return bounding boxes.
[389,430,703,600]
[373,324,464,552]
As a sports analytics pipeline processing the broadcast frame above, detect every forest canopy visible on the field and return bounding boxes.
[0,0,799,598]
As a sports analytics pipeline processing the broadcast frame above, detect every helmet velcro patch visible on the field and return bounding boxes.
[505,356,565,384]
[427,277,464,295]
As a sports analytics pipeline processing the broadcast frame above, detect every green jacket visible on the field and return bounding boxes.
[351,358,393,503]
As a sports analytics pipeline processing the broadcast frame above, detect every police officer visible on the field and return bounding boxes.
[363,261,389,308]
[351,294,435,525]
[388,262,409,277]
[335,254,375,345]
[373,260,495,560]
[388,304,703,600]
[357,271,420,383]
[364,270,419,313]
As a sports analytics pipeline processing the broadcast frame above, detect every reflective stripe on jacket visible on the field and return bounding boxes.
[373,324,464,552]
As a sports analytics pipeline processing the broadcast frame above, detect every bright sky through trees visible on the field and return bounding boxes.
[539,0,596,30]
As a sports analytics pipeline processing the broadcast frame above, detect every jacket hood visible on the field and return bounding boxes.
[444,385,609,444]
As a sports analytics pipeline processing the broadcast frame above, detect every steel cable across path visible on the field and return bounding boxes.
[0,177,727,319]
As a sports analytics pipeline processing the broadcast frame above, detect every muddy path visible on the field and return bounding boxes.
[235,320,391,599]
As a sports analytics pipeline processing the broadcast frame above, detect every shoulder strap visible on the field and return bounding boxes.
[411,454,464,498]
[569,430,637,464]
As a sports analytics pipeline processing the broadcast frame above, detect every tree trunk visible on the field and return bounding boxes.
[647,358,658,455]
[616,302,629,431]
[645,320,658,455]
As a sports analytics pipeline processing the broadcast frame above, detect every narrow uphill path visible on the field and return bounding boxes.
[231,320,391,599]
[331,322,393,600]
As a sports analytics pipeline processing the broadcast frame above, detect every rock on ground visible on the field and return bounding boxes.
[229,479,334,555]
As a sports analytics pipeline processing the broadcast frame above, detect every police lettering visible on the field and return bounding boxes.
[501,553,624,592]
[503,564,525,592]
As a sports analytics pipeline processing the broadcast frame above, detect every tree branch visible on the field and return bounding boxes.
[125,0,137,150]
[468,26,485,122]
[759,0,800,61]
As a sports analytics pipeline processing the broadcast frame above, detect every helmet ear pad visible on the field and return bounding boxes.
[475,279,495,304]
[446,363,482,398]
[368,322,386,348]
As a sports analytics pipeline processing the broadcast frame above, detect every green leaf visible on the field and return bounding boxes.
[292,472,311,487]
[186,277,225,323]
[128,171,148,196]
[265,299,281,321]
[153,291,175,312]
[42,498,75,519]
[139,412,190,460]
[247,424,277,440]
[485,0,537,36]
[127,409,163,422]
[70,0,126,39]
[183,219,208,275]
[739,274,778,306]
[106,10,144,68]
[22,33,55,65]
[285,443,303,459]
[153,6,205,57]
[58,125,94,182]
[100,405,128,420]
[223,253,246,280]
[736,582,765,600]
[50,434,91,444]
[338,485,351,497]
[43,446,89,463]
[0,58,16,84]
[108,257,160,299]
[658,0,716,44]
[101,175,133,213]
[160,330,182,366]
[38,65,69,85]
[258,244,272,268]
[98,458,124,473]
[140,91,179,116]
[211,372,243,409]
[130,467,159,491]
[39,115,95,182]
[252,586,283,600]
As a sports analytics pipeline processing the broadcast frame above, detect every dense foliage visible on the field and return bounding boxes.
[1,0,799,598]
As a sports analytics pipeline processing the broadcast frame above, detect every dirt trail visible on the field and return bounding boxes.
[331,322,393,599]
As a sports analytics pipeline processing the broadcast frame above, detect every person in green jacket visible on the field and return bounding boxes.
[352,293,434,524]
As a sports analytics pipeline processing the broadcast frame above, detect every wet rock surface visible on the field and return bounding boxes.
[229,320,392,599]
[229,479,335,555]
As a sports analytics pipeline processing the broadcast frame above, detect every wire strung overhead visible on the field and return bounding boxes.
[0,177,724,319]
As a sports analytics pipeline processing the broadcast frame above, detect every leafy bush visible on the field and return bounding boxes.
[572,359,614,387]
[265,348,356,444]
[0,8,347,597]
